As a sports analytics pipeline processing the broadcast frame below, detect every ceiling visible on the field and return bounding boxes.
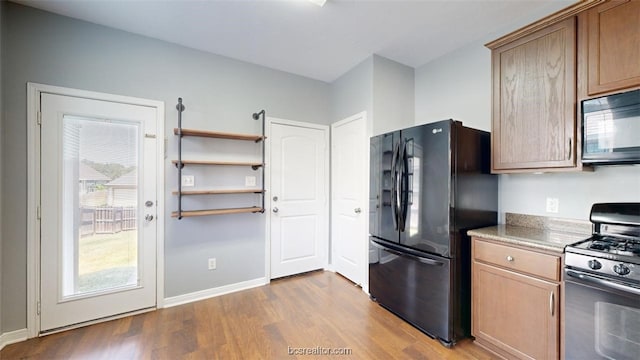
[13,0,574,83]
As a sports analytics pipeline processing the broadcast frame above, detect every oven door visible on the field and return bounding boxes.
[564,269,640,360]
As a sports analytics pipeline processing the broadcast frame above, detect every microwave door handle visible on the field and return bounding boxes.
[565,269,640,296]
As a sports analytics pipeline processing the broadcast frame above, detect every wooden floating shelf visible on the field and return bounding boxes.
[174,128,265,142]
[171,207,264,217]
[172,189,264,195]
[172,160,263,167]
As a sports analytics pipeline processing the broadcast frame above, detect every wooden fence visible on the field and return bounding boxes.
[80,206,137,236]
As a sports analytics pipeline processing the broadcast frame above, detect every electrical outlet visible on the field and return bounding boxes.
[208,258,216,270]
[546,198,559,213]
[245,176,256,187]
[181,175,195,187]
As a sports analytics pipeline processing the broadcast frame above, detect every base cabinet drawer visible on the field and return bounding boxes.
[473,238,560,281]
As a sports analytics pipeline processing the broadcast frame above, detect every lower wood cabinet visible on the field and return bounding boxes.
[472,237,561,360]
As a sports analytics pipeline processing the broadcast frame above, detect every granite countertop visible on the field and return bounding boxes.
[468,225,591,253]
[467,213,592,254]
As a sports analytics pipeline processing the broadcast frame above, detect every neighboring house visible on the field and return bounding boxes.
[78,162,110,194]
[106,169,137,207]
[79,162,110,207]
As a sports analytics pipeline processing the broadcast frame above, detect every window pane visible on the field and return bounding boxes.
[62,115,140,297]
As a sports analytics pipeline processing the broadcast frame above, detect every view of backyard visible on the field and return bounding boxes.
[77,230,138,293]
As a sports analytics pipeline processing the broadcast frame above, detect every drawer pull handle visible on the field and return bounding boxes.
[506,255,514,262]
[549,291,555,316]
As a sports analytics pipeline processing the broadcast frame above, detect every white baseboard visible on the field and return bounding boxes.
[163,277,269,308]
[0,328,29,351]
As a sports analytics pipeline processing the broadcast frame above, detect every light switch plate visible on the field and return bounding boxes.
[546,197,559,213]
[182,175,195,187]
[245,176,256,187]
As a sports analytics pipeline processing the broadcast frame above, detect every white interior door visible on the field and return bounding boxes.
[269,119,329,279]
[331,112,368,285]
[40,93,158,332]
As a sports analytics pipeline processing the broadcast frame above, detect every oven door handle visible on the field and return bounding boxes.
[565,269,640,296]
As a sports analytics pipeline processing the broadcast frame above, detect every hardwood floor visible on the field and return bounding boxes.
[2,271,497,359]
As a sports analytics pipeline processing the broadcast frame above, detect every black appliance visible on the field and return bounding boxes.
[564,203,640,360]
[582,89,640,165]
[369,119,498,347]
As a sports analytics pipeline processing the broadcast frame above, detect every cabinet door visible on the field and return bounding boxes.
[492,17,576,172]
[585,0,640,96]
[472,262,559,360]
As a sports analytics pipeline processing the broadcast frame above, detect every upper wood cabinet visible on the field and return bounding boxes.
[489,17,577,172]
[579,0,640,97]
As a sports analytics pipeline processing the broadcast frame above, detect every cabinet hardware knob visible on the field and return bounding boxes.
[354,208,362,214]
[506,255,514,262]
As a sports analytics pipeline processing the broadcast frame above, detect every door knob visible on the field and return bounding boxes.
[145,200,154,207]
[272,207,279,213]
[145,214,154,221]
[354,207,362,214]
[273,196,278,202]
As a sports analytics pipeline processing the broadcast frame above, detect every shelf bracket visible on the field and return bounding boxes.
[253,109,266,212]
[176,97,186,220]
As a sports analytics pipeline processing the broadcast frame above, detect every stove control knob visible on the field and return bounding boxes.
[613,264,631,276]
[588,259,602,270]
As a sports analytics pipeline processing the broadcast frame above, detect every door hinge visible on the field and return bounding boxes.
[37,301,41,315]
[37,111,42,126]
[37,205,41,220]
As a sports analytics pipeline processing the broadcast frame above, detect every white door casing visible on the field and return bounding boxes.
[267,118,329,279]
[27,83,164,336]
[331,112,368,286]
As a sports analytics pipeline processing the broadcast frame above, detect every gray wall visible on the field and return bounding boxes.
[415,44,491,132]
[331,56,373,124]
[414,2,640,221]
[2,2,330,332]
[372,55,414,135]
[330,54,414,134]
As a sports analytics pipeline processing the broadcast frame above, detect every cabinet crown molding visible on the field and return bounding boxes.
[485,0,606,49]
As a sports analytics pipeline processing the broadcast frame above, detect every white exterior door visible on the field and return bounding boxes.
[40,92,159,332]
[331,112,368,285]
[268,119,329,279]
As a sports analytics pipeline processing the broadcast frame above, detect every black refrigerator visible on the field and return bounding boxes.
[369,119,498,347]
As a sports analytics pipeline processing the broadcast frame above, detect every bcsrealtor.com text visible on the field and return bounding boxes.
[287,346,353,356]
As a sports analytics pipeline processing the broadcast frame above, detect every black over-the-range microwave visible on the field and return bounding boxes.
[582,89,640,165]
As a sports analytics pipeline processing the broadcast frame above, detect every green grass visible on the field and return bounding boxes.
[77,231,137,293]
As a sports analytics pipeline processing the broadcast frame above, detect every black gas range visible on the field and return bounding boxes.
[564,203,640,360]
[565,203,640,283]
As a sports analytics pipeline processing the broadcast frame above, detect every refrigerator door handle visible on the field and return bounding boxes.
[391,141,400,230]
[371,240,444,266]
[399,140,409,232]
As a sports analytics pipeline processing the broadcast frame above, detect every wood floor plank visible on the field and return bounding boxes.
[1,271,498,359]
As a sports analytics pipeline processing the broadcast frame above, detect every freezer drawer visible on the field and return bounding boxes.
[369,238,454,345]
